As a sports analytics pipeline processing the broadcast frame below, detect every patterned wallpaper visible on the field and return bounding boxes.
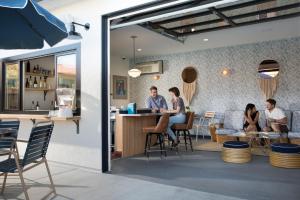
[130,37,300,115]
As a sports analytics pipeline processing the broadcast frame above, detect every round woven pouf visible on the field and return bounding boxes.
[222,141,251,164]
[270,143,300,168]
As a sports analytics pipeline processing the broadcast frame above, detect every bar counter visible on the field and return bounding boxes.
[116,113,160,157]
[0,114,81,134]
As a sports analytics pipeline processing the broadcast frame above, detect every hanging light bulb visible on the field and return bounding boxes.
[128,36,141,78]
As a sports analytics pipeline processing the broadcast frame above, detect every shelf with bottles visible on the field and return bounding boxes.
[25,72,55,78]
[25,88,55,91]
[25,60,55,78]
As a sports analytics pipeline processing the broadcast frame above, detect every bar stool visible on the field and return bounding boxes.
[143,114,170,158]
[172,112,194,151]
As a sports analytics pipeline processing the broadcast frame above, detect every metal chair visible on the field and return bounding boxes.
[193,111,215,141]
[0,119,20,138]
[172,112,195,151]
[0,121,55,200]
[143,114,170,158]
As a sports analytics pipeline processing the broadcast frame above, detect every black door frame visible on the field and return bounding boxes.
[101,0,186,173]
[101,0,223,172]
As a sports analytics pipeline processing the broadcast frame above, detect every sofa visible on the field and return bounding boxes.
[289,111,300,145]
[215,110,244,143]
[213,109,298,144]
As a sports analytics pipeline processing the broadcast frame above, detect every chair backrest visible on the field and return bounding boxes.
[22,121,54,166]
[204,111,215,118]
[186,112,195,129]
[0,119,20,138]
[154,113,170,133]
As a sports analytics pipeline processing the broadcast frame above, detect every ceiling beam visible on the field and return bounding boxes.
[139,22,185,43]
[230,2,300,20]
[178,11,300,36]
[154,0,275,25]
[112,0,219,25]
[169,18,223,31]
[209,7,236,26]
[168,2,300,32]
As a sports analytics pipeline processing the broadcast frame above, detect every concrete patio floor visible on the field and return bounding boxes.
[1,160,245,200]
[1,149,299,200]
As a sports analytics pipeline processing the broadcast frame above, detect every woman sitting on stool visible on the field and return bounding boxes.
[161,87,186,146]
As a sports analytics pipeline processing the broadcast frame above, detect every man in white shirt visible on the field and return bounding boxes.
[263,99,288,139]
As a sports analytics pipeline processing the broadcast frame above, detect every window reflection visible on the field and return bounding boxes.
[5,63,20,110]
[56,53,77,109]
[57,54,76,89]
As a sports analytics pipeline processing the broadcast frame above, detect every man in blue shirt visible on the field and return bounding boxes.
[145,86,168,112]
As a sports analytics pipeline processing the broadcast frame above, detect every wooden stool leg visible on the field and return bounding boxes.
[147,134,151,158]
[144,134,149,155]
[158,134,163,156]
[188,130,193,151]
[161,134,167,157]
[184,131,188,151]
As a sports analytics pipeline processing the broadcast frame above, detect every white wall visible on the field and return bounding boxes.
[0,0,155,170]
[110,55,130,108]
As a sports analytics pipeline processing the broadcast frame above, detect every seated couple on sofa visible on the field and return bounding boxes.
[243,98,288,138]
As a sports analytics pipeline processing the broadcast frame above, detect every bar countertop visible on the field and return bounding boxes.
[0,114,80,121]
[117,113,161,117]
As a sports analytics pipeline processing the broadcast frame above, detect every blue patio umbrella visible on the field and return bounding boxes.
[0,0,68,49]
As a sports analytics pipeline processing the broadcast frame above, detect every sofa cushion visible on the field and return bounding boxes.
[224,110,244,130]
[292,111,300,132]
[223,141,249,149]
[216,128,238,135]
[288,132,300,139]
[271,143,300,153]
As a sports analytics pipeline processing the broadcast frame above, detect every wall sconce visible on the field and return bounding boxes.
[153,75,160,80]
[68,22,90,40]
[221,68,232,77]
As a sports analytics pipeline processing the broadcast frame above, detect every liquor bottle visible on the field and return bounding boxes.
[25,78,29,88]
[31,101,35,110]
[43,77,47,88]
[29,76,33,88]
[33,66,36,73]
[36,101,40,111]
[39,77,43,88]
[33,77,38,88]
[26,61,31,72]
[50,101,55,110]
[36,65,39,74]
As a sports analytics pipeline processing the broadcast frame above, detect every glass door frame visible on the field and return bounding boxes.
[2,61,23,112]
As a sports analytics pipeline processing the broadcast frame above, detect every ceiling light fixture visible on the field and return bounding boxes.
[203,38,208,42]
[191,27,195,32]
[128,36,142,78]
[137,48,142,52]
[68,22,90,40]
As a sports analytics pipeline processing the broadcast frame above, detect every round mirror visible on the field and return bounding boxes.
[181,67,197,83]
[258,60,279,79]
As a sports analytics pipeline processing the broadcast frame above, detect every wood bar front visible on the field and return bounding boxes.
[116,113,159,157]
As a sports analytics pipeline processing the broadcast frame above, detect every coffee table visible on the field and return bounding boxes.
[232,131,281,154]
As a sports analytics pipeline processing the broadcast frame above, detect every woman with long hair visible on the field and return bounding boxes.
[243,103,261,132]
[161,87,186,146]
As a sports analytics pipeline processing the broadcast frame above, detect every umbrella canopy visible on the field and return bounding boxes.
[0,0,68,49]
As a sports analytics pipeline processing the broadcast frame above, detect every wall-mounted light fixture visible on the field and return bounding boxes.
[221,68,232,77]
[68,22,90,40]
[153,75,160,80]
